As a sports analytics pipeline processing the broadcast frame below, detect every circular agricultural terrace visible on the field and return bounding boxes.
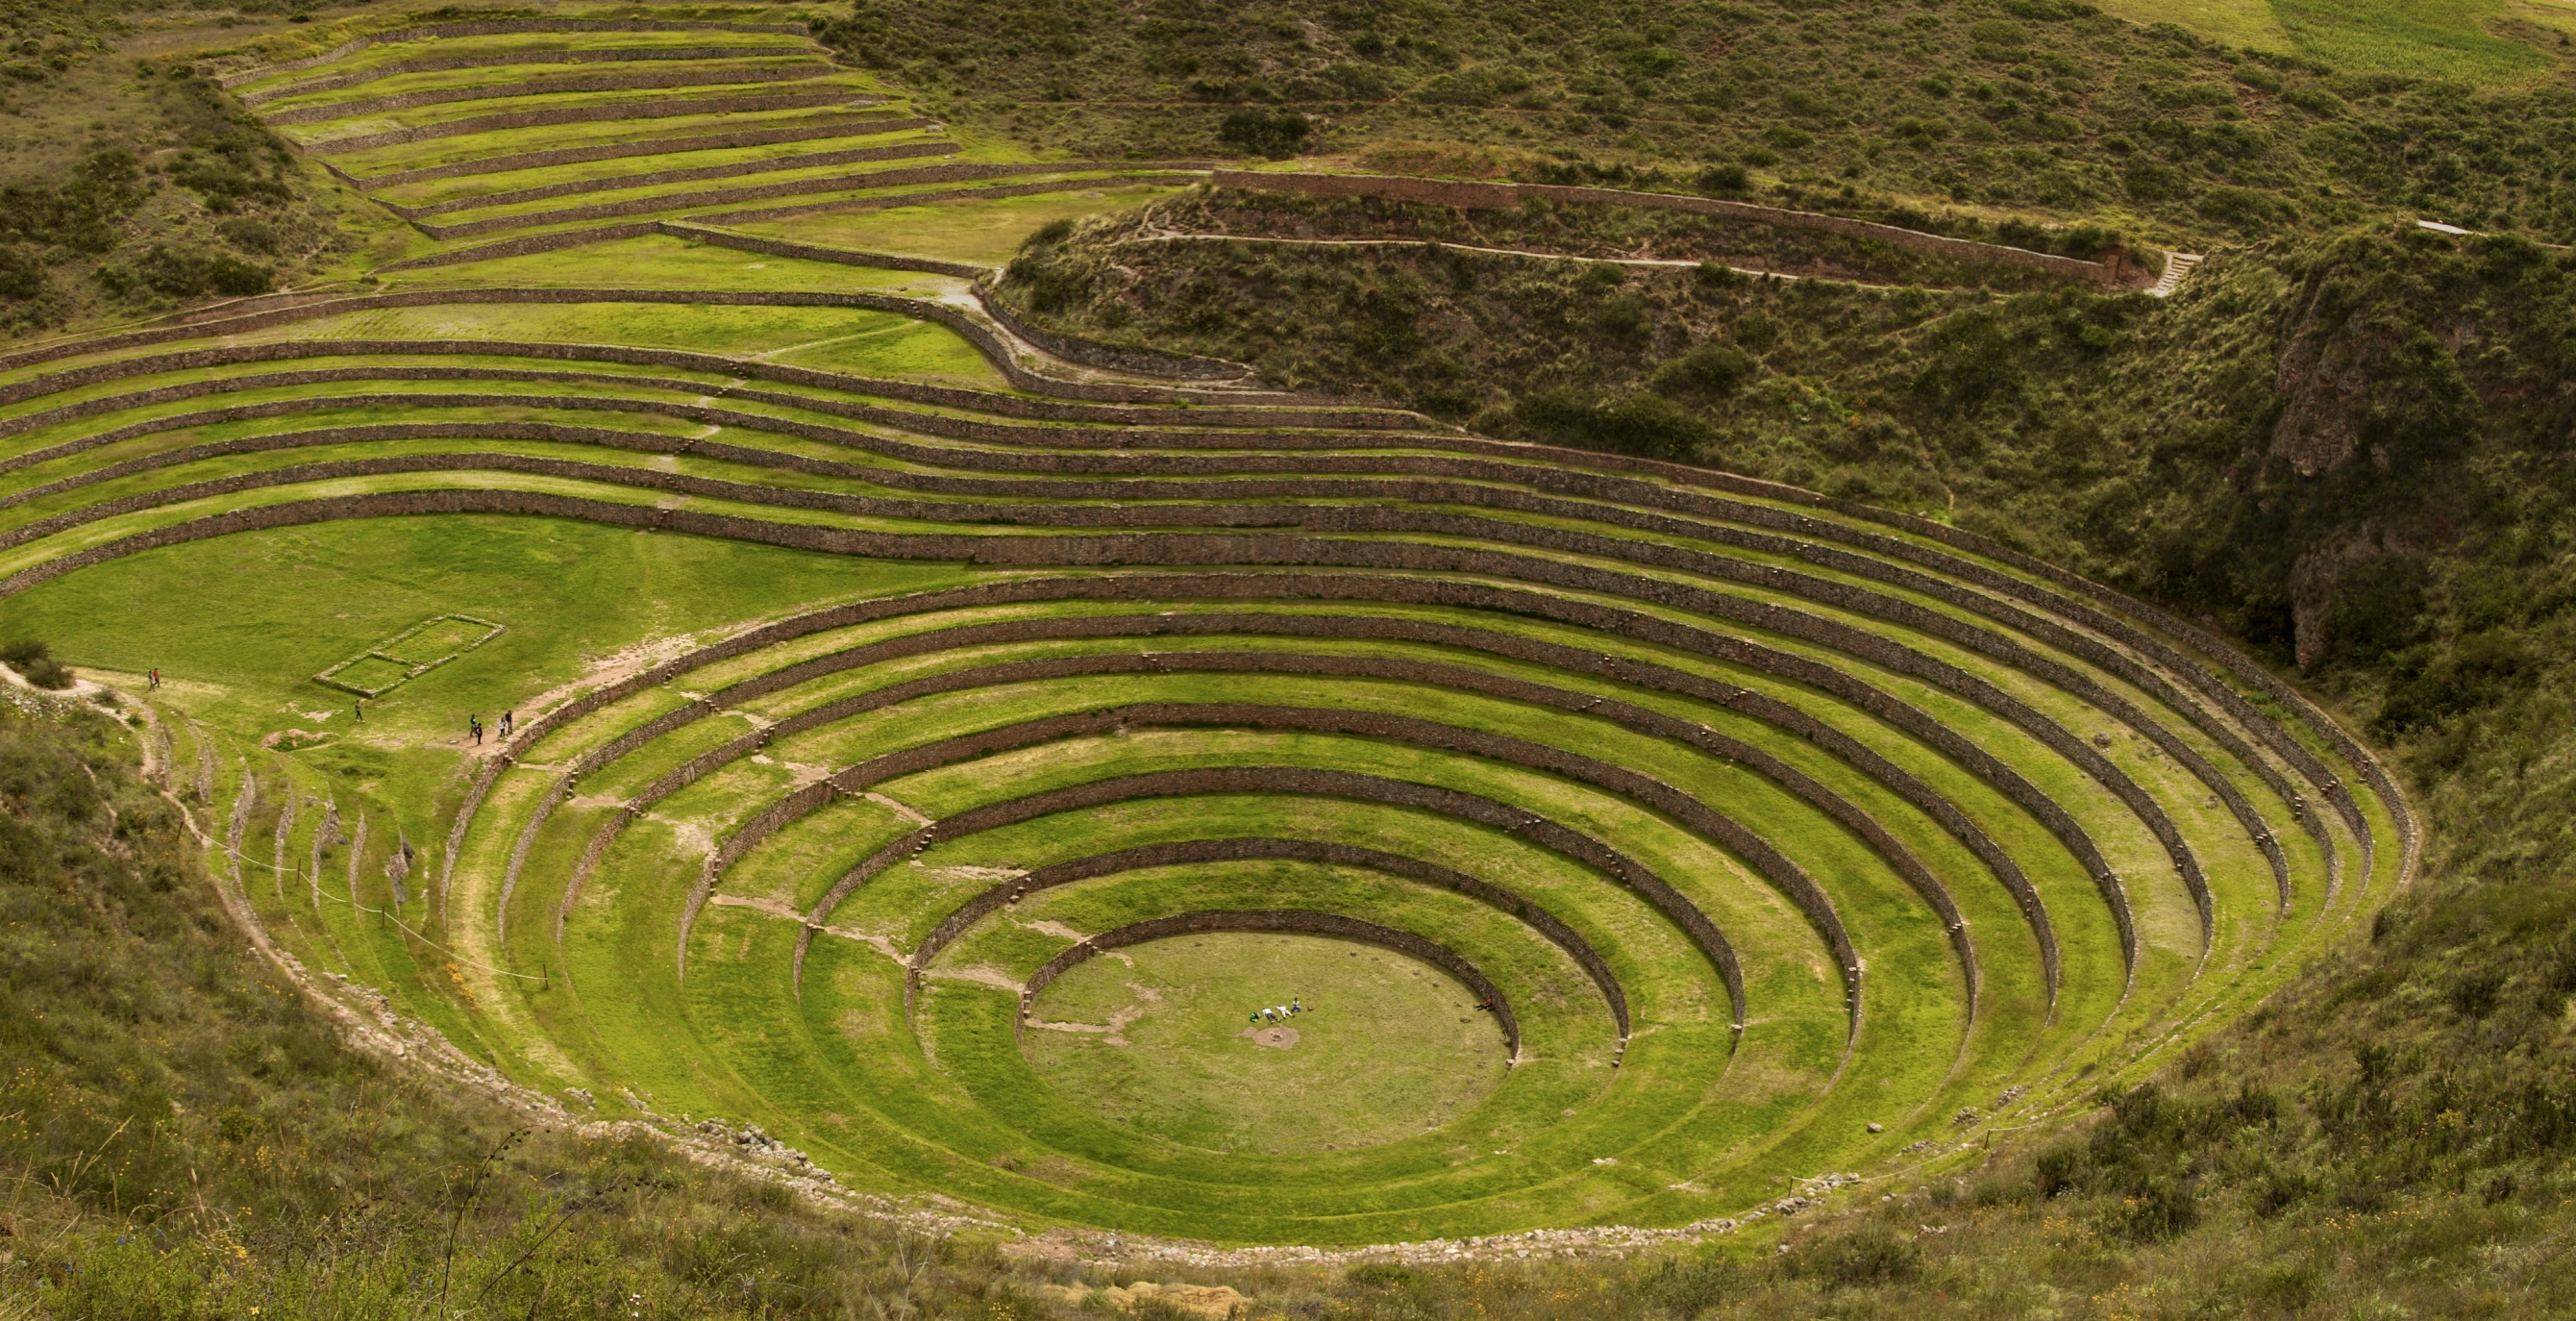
[8,13,2412,1248]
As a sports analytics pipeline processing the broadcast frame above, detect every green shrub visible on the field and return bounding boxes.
[2199,185,2293,232]
[0,637,71,689]
[1789,1226,1921,1286]
[1219,109,1311,158]
[0,244,45,301]
[1696,162,1751,196]
[1004,253,1091,313]
[0,149,149,254]
[214,215,282,255]
[1653,341,1759,398]
[96,246,273,300]
[1511,387,1711,458]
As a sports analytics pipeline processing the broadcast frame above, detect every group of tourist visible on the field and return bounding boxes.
[1250,999,1305,1025]
[465,710,516,745]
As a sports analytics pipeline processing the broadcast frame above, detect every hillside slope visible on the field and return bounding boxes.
[821,0,2576,248]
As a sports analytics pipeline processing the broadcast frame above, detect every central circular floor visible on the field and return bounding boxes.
[1020,933,1512,1154]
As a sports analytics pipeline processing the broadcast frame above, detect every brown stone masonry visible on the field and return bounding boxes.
[915,838,1627,1038]
[260,62,842,127]
[387,141,958,220]
[1208,170,2129,287]
[304,92,882,156]
[505,570,2138,981]
[0,363,1409,461]
[217,19,809,88]
[778,763,1745,1034]
[416,161,1141,239]
[348,115,933,190]
[240,45,826,109]
[0,442,2209,949]
[977,287,1250,382]
[1021,910,1523,1056]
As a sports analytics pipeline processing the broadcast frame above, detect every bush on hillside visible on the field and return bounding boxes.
[94,245,272,300]
[0,148,150,254]
[0,637,71,689]
[1220,108,1311,158]
[1652,340,1760,398]
[1511,387,1711,459]
[0,244,46,301]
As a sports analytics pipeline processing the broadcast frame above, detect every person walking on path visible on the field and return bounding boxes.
[469,714,482,746]
[502,710,514,738]
[147,668,160,690]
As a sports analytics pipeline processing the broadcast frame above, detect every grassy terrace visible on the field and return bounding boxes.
[0,7,2412,1255]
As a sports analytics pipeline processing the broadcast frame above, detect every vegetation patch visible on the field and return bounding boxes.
[1021,930,1511,1155]
[313,611,504,696]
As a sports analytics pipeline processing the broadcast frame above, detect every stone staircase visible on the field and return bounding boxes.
[2146,251,2204,297]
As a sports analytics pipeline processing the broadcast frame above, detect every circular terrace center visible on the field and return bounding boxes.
[1019,932,1511,1155]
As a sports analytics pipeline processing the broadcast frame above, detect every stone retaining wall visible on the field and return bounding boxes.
[394,140,957,219]
[487,636,1870,1013]
[977,284,1250,381]
[416,159,1125,239]
[354,114,929,189]
[262,61,840,126]
[678,692,1840,1014]
[1208,171,2127,287]
[3,426,2203,942]
[449,569,2104,998]
[0,360,1409,457]
[1021,910,1521,1055]
[305,91,879,155]
[449,597,2004,1012]
[779,762,1744,1028]
[661,223,985,277]
[9,477,2138,975]
[242,44,816,108]
[1,363,2271,925]
[0,335,1396,427]
[683,169,1212,227]
[716,608,2048,998]
[916,838,1626,1037]
[218,18,809,87]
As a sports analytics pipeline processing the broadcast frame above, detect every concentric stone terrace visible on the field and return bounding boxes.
[12,13,2412,1248]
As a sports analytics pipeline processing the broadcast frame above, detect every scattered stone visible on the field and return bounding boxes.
[1866,1122,1883,1134]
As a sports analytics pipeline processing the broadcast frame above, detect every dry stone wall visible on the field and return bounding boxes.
[354,115,930,189]
[0,423,2211,921]
[661,224,985,277]
[7,461,2137,976]
[977,287,1250,381]
[391,141,959,219]
[218,18,807,87]
[1208,170,2128,287]
[916,838,1628,1037]
[262,61,840,126]
[683,169,1211,227]
[1021,910,1523,1054]
[242,45,818,108]
[414,159,1109,238]
[306,91,881,155]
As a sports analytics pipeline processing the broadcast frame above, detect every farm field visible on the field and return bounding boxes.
[0,0,2425,1265]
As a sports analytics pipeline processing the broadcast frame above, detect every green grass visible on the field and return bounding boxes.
[726,184,1194,264]
[0,1,2413,1262]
